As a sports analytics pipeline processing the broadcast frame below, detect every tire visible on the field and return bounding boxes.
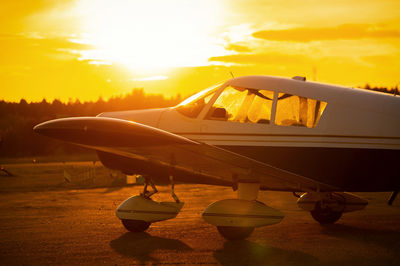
[121,219,151,232]
[310,201,343,224]
[217,226,254,240]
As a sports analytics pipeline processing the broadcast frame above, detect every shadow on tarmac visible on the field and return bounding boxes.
[320,224,400,265]
[110,232,193,264]
[214,240,320,266]
[321,223,400,248]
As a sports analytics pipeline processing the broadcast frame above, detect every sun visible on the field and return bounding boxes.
[75,0,225,72]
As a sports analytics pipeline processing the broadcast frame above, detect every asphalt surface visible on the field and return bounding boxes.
[0,164,400,265]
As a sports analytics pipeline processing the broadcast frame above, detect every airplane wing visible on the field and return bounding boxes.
[34,117,338,192]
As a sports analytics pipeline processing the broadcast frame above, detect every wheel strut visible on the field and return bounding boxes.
[169,172,180,203]
[141,176,158,199]
[388,191,398,205]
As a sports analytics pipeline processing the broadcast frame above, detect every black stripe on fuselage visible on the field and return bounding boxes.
[176,132,400,140]
[191,139,400,147]
[218,145,400,192]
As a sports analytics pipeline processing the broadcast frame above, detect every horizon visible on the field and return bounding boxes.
[1,0,400,102]
[1,82,398,104]
[1,87,183,104]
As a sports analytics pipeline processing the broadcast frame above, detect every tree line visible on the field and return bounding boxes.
[362,84,399,95]
[0,89,181,158]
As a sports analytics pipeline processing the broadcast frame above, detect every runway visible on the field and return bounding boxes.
[0,163,400,265]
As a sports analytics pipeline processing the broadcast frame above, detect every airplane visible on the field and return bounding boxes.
[34,75,400,240]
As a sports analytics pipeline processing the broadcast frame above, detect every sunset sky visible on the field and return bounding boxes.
[1,0,400,102]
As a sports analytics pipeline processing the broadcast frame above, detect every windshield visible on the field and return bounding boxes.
[174,83,222,118]
[176,83,222,107]
[207,86,274,123]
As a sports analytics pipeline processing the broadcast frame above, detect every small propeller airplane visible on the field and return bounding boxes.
[34,75,400,240]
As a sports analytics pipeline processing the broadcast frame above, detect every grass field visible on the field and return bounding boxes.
[0,159,129,192]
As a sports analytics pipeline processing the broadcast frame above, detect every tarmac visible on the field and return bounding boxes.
[0,163,400,265]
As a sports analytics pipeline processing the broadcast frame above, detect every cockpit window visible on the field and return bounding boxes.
[247,89,274,124]
[275,93,327,128]
[207,86,274,123]
[177,82,327,127]
[175,83,221,118]
[208,86,247,121]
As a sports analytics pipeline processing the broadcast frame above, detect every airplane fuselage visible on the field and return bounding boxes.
[98,76,400,192]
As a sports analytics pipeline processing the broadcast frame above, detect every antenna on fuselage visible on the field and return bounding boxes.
[312,66,317,81]
[229,71,235,78]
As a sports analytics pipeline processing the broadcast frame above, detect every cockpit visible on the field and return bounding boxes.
[175,83,327,128]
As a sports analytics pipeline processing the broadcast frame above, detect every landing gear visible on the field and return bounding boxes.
[121,219,151,232]
[310,201,343,224]
[297,192,368,225]
[116,174,184,233]
[120,176,158,232]
[141,176,158,199]
[202,182,285,241]
[217,226,254,240]
[297,193,344,224]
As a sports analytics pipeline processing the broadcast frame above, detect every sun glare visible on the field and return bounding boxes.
[75,0,225,72]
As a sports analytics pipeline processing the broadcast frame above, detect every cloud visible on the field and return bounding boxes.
[224,43,251,53]
[0,0,77,33]
[0,34,92,65]
[253,24,400,42]
[209,53,309,65]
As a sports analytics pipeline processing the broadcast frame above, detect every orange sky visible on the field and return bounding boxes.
[1,0,400,102]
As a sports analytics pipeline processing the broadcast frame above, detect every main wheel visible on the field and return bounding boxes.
[310,202,343,224]
[217,226,254,240]
[121,219,151,232]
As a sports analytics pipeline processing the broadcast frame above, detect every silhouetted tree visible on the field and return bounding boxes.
[0,89,181,158]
